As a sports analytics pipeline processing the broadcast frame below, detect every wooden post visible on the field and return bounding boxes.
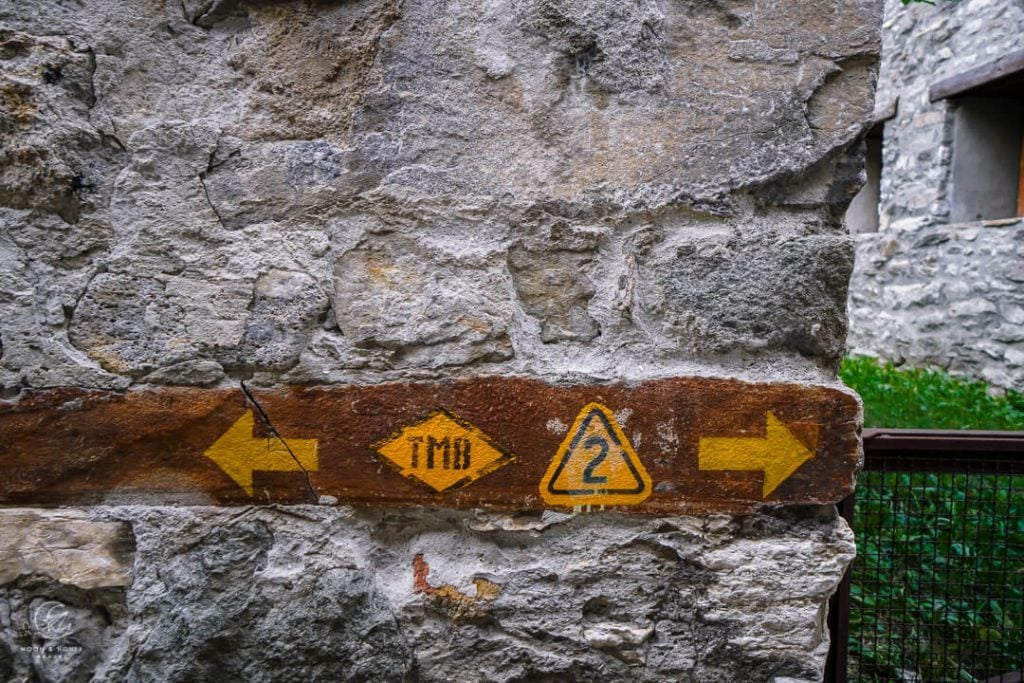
[1018,134,1024,217]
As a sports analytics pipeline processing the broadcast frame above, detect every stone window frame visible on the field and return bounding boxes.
[930,49,1024,222]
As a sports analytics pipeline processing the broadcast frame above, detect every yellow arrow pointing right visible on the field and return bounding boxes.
[204,410,318,496]
[698,412,817,497]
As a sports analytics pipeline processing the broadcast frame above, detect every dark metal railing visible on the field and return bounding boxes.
[827,430,1024,683]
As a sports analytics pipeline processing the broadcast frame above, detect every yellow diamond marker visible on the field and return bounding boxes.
[373,410,516,493]
[540,402,652,507]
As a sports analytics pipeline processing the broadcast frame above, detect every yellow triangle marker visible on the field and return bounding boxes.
[539,402,652,507]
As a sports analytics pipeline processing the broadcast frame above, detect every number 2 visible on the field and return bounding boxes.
[582,436,608,484]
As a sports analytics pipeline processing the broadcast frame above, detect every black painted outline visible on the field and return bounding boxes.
[546,407,646,496]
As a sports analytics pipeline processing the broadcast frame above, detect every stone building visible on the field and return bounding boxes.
[847,0,1024,390]
[1,1,878,681]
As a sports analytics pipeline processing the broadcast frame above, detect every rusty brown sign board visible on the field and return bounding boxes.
[0,377,860,514]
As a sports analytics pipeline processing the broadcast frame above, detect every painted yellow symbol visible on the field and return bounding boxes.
[373,410,516,493]
[698,411,817,497]
[204,410,318,496]
[540,403,652,507]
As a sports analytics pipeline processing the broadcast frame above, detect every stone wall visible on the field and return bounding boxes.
[849,221,1024,390]
[874,0,1024,231]
[0,0,879,389]
[0,0,879,680]
[1,506,855,682]
[846,0,1024,390]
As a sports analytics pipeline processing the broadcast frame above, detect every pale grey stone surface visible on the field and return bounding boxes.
[0,0,880,391]
[849,221,1024,390]
[332,235,515,368]
[0,505,855,683]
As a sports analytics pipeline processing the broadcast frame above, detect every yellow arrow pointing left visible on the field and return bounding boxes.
[698,412,816,498]
[204,410,318,496]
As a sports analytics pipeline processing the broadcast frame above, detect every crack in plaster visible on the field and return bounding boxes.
[240,381,319,503]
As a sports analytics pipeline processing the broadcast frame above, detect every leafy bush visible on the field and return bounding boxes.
[840,355,1024,430]
[840,356,1024,682]
[848,471,1024,682]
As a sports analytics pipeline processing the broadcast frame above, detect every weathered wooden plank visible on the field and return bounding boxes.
[1017,134,1024,218]
[0,377,860,514]
[929,47,1024,102]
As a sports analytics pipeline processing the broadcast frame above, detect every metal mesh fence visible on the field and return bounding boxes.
[845,443,1024,683]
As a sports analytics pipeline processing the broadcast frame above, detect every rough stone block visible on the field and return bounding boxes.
[0,509,133,589]
[508,245,599,343]
[641,233,853,362]
[333,237,514,367]
[0,510,134,683]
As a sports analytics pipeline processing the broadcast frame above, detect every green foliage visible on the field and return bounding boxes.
[849,472,1024,682]
[839,356,1024,430]
[841,357,1024,681]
